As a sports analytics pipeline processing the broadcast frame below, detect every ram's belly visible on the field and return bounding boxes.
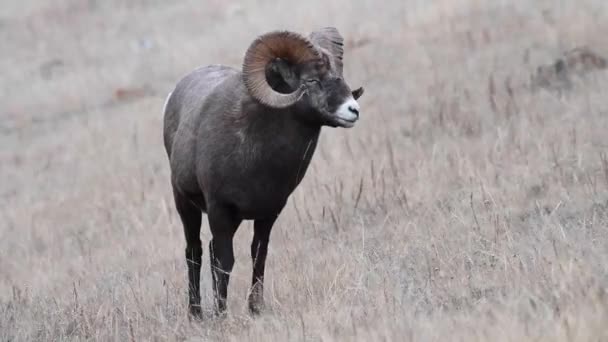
[235,196,288,220]
[239,178,294,219]
[210,170,296,220]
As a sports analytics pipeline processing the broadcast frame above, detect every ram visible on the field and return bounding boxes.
[163,27,364,318]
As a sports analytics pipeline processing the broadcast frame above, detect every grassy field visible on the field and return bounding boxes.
[2,0,608,340]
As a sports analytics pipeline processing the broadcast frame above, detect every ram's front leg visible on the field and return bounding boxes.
[247,216,277,315]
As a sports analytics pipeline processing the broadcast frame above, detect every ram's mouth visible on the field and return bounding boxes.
[335,116,357,128]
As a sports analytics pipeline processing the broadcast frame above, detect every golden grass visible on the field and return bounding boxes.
[2,0,608,340]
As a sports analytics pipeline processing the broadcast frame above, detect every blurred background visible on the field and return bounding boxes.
[2,1,608,341]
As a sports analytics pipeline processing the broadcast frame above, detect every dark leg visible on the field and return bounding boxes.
[173,190,203,319]
[208,206,241,315]
[247,216,277,315]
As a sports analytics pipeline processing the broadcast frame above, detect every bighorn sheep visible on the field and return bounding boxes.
[163,27,364,318]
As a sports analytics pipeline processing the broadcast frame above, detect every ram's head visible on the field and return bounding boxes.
[243,28,364,128]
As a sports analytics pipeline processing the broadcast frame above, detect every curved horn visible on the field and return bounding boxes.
[243,31,320,108]
[309,27,344,76]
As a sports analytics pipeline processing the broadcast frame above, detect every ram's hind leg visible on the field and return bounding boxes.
[208,205,241,316]
[173,190,203,319]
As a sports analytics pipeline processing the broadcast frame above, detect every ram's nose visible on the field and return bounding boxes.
[348,103,360,117]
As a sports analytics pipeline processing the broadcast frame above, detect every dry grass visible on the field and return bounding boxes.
[2,0,608,341]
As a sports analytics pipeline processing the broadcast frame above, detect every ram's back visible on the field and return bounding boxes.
[163,65,239,158]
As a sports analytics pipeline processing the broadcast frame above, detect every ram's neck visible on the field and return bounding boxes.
[236,97,321,183]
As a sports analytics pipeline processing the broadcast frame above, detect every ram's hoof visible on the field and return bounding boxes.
[188,305,203,321]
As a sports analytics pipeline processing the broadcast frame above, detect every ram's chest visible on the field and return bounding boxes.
[221,135,319,219]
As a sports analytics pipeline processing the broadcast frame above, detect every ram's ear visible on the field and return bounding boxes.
[352,86,364,100]
[267,57,299,89]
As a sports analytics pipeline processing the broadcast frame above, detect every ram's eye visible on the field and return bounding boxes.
[306,79,320,85]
